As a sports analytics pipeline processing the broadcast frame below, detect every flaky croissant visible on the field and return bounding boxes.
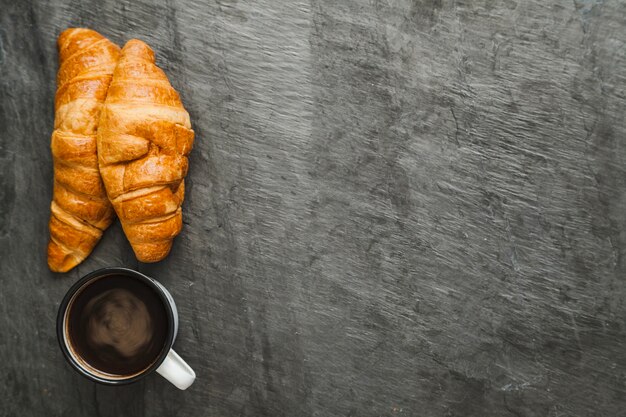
[48,28,119,273]
[97,39,194,263]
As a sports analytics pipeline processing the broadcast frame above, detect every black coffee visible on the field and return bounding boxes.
[66,275,169,376]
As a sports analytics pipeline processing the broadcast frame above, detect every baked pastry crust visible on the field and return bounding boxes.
[98,39,194,263]
[48,28,119,272]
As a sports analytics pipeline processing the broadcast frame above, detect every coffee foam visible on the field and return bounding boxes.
[85,288,153,358]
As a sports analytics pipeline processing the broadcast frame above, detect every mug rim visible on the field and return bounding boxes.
[56,267,177,386]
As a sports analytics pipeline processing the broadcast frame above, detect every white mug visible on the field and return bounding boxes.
[57,267,196,390]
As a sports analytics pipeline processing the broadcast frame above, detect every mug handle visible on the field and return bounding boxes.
[156,349,196,390]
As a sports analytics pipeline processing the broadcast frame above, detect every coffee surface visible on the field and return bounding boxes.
[67,275,169,376]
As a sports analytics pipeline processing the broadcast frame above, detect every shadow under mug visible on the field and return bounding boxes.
[57,267,195,390]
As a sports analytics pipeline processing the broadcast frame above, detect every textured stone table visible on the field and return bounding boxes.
[1,0,625,416]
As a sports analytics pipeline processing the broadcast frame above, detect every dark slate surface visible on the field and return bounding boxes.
[1,0,625,415]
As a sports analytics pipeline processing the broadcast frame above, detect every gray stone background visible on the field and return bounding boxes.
[1,0,625,416]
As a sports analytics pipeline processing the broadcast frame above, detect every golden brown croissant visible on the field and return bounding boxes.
[97,39,194,263]
[48,28,120,272]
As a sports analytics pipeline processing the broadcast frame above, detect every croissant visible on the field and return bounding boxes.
[97,39,194,263]
[48,28,119,272]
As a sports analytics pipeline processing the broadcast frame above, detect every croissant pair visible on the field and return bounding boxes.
[48,28,194,272]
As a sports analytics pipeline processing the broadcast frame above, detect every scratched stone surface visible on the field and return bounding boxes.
[1,0,625,416]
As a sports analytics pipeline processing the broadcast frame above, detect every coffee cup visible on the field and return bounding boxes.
[57,267,196,390]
